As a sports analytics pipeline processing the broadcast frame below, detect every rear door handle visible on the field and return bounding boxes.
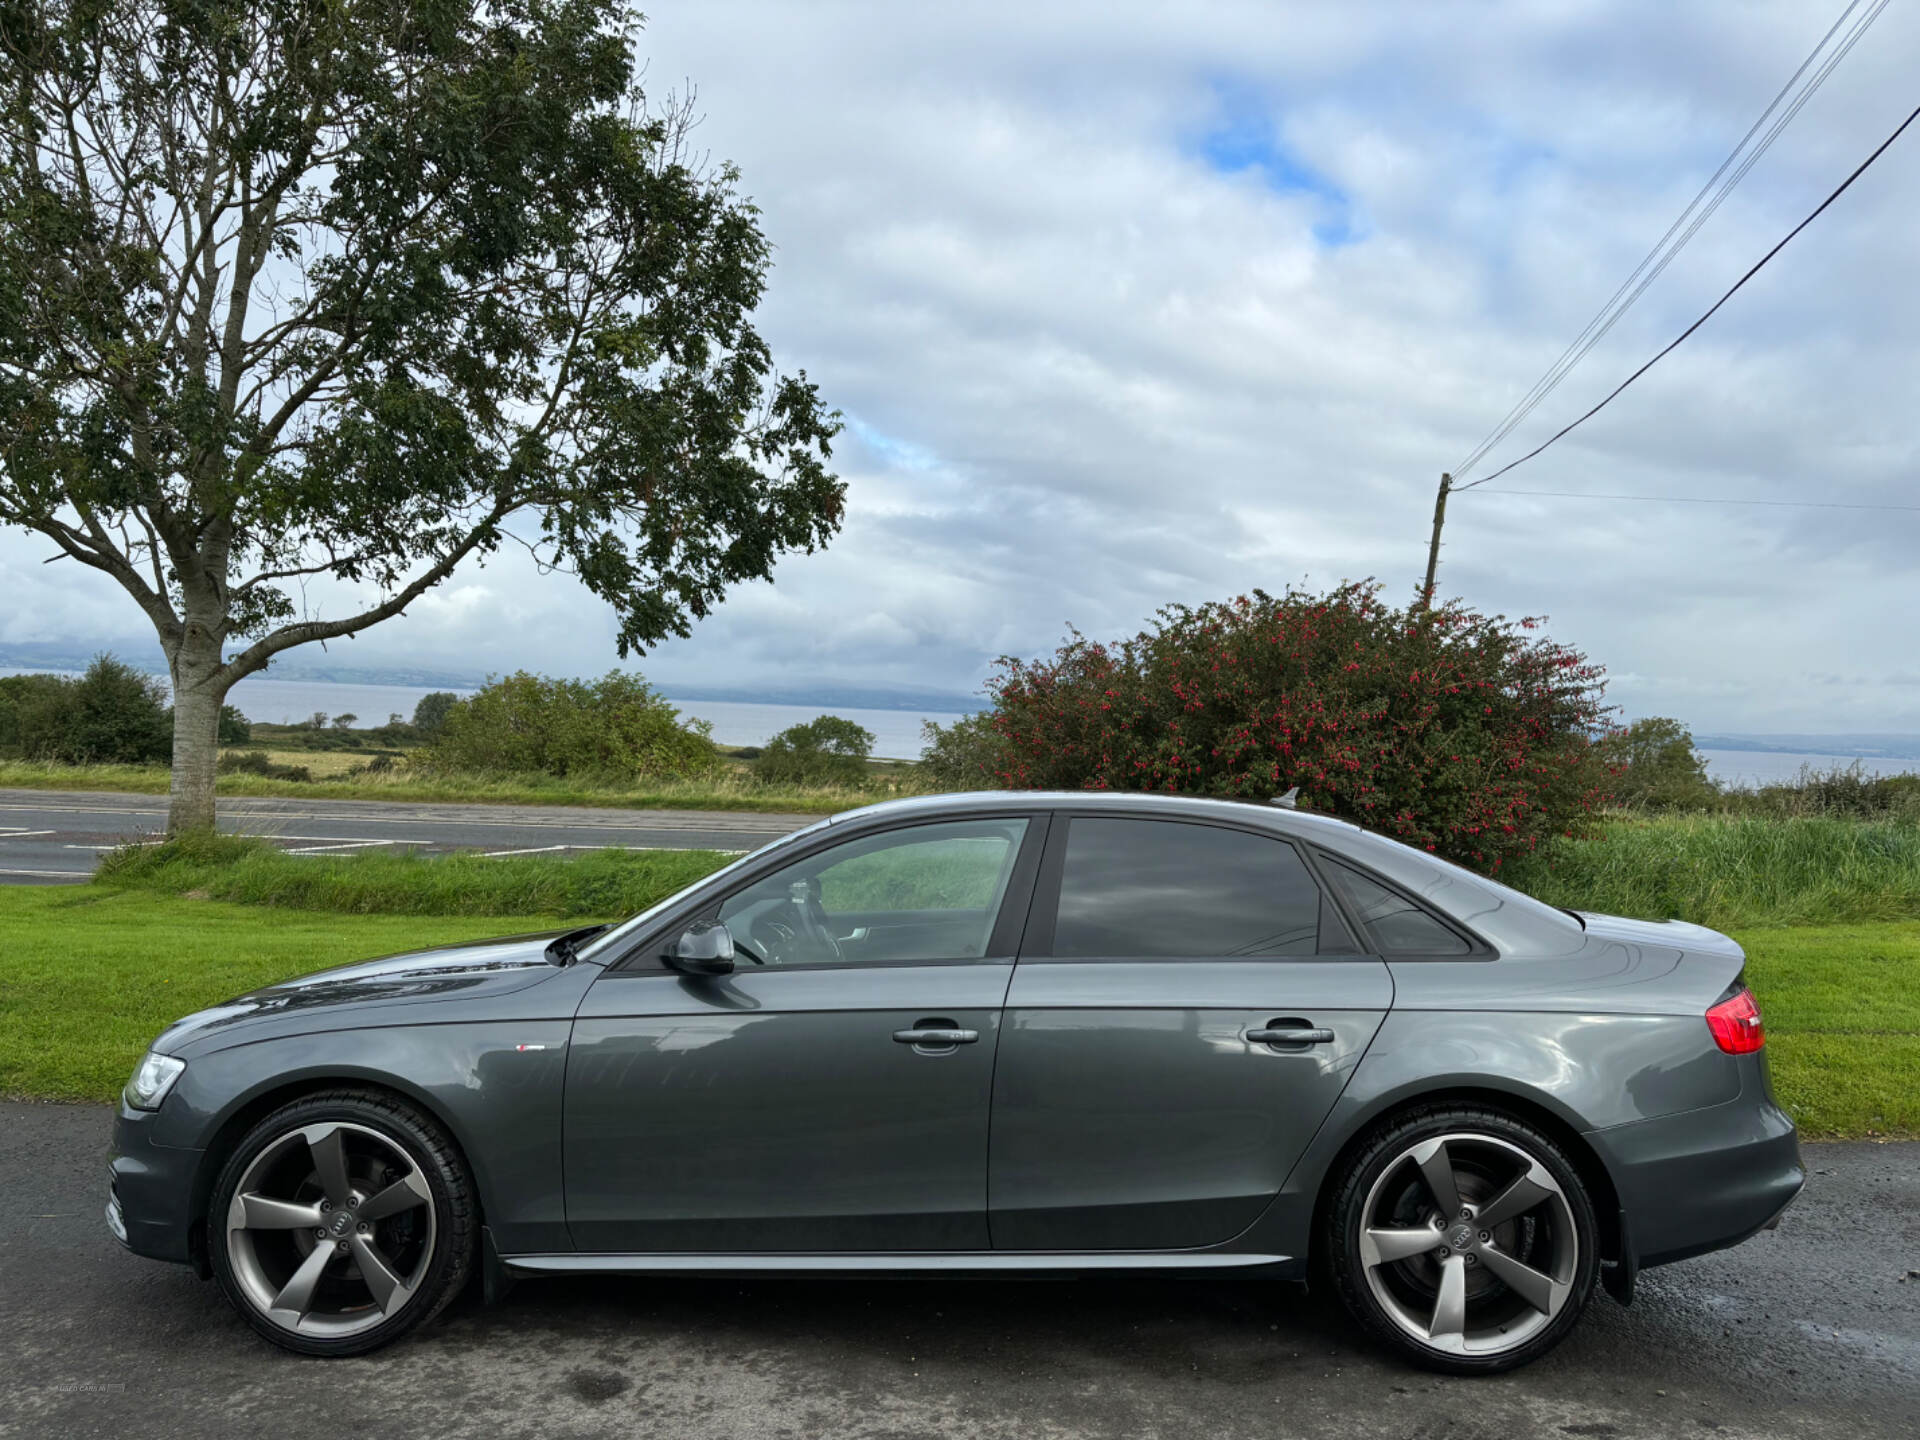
[1246,1025,1335,1046]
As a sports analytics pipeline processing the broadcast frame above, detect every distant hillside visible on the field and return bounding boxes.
[659,684,978,714]
[1695,733,1920,761]
[0,641,978,713]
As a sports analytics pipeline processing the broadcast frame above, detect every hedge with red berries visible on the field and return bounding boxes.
[957,582,1614,872]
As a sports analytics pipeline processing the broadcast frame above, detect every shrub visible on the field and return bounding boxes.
[412,691,458,738]
[919,711,999,790]
[217,704,252,745]
[0,656,171,763]
[216,749,314,783]
[753,715,876,787]
[966,582,1612,871]
[422,671,719,780]
[1598,716,1716,810]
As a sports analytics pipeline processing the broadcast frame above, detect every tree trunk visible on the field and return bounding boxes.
[166,633,228,834]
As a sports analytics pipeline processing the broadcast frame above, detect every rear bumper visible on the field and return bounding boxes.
[1587,1075,1802,1270]
[108,1100,203,1267]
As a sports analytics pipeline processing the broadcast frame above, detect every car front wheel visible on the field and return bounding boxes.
[208,1088,476,1356]
[1326,1105,1599,1374]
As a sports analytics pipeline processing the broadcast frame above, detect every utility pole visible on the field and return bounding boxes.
[1421,472,1451,610]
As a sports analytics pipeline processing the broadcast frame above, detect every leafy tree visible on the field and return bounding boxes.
[1598,717,1717,810]
[216,703,251,745]
[0,0,842,831]
[963,582,1613,871]
[753,714,875,787]
[411,691,458,739]
[331,713,358,730]
[421,670,716,779]
[0,654,170,762]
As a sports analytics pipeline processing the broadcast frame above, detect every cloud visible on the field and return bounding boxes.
[5,0,1918,731]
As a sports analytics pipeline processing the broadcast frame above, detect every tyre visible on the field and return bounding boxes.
[207,1088,476,1356]
[1325,1104,1599,1374]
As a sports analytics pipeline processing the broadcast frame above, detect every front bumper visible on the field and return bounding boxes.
[108,1099,204,1267]
[1587,1073,1803,1270]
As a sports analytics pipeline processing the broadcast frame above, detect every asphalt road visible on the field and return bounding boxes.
[1,1104,1913,1440]
[0,788,817,884]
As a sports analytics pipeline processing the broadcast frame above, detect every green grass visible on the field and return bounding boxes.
[0,756,927,816]
[96,832,734,918]
[1734,924,1920,1138]
[1505,813,1920,930]
[0,888,543,1100]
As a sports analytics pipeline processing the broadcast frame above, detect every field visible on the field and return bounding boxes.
[0,755,926,815]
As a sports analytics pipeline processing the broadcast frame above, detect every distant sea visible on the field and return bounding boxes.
[0,669,966,760]
[12,664,1920,777]
[1695,749,1912,787]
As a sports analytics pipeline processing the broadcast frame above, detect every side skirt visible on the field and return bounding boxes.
[503,1250,1292,1278]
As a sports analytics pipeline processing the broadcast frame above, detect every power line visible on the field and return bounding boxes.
[1455,95,1920,494]
[1471,488,1920,512]
[1450,0,1890,484]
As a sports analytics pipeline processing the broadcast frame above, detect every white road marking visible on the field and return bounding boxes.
[282,840,403,855]
[0,867,90,878]
[477,844,601,857]
[0,830,55,837]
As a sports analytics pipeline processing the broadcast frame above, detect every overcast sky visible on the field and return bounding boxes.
[5,0,1917,732]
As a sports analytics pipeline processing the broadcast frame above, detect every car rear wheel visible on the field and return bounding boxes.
[208,1089,476,1356]
[1326,1105,1599,1374]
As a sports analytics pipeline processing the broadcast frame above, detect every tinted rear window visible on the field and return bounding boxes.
[1322,857,1471,955]
[1051,818,1329,957]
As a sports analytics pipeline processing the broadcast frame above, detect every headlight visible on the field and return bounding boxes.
[124,1051,186,1111]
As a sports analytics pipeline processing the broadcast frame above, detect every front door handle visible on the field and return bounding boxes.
[893,1017,980,1053]
[892,1027,980,1046]
[1246,1024,1335,1046]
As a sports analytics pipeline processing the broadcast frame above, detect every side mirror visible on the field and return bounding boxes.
[665,920,736,976]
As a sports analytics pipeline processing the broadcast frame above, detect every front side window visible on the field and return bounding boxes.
[717,818,1029,967]
[1049,817,1334,958]
[1321,857,1472,956]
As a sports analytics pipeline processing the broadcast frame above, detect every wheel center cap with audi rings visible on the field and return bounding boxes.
[330,1211,355,1237]
[1449,1225,1476,1250]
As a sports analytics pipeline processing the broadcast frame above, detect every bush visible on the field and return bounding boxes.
[421,671,719,780]
[0,656,171,764]
[1598,716,1716,810]
[412,691,458,738]
[965,582,1612,871]
[753,715,876,787]
[919,712,999,790]
[216,749,314,783]
[217,704,252,745]
[1732,762,1920,820]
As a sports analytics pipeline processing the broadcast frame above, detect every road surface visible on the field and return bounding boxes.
[0,787,817,884]
[0,1103,1914,1440]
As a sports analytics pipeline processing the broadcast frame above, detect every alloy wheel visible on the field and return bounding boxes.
[224,1120,437,1340]
[1356,1131,1578,1358]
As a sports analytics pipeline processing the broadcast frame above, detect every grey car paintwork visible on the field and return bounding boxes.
[109,790,1802,1287]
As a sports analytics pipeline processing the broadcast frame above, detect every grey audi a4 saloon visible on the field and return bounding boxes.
[108,791,1802,1372]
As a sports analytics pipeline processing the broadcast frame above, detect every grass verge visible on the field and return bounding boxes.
[95,832,735,918]
[1504,813,1920,930]
[0,888,543,1100]
[0,757,925,815]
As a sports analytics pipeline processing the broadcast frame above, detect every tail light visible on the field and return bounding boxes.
[1706,987,1766,1055]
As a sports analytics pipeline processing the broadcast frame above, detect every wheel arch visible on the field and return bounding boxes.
[1302,1082,1625,1273]
[186,1068,488,1276]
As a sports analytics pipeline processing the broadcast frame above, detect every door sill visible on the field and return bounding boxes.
[503,1249,1290,1276]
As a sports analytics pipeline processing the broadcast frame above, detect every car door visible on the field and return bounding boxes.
[989,813,1393,1251]
[565,812,1046,1253]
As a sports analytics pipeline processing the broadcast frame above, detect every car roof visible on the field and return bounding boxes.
[828,789,1366,842]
